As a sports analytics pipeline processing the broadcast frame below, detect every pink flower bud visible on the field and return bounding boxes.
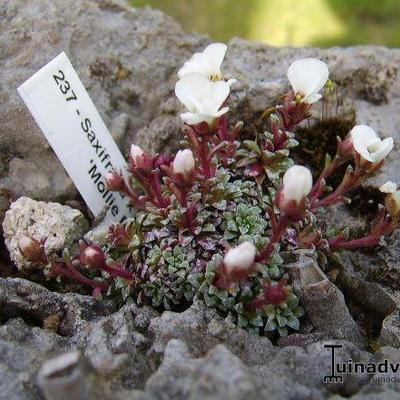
[105,171,124,191]
[223,241,256,273]
[130,144,144,162]
[79,244,105,268]
[18,235,47,263]
[172,149,195,177]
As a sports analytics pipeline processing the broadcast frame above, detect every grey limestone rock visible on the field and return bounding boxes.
[148,298,277,366]
[2,196,88,272]
[2,277,400,400]
[284,250,365,348]
[37,351,112,400]
[2,1,400,399]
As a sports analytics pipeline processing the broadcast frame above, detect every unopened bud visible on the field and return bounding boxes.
[172,149,195,178]
[19,235,46,263]
[105,171,124,191]
[277,165,312,217]
[79,244,105,268]
[130,144,144,162]
[223,241,256,273]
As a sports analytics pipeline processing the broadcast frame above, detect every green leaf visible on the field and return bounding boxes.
[199,281,209,294]
[278,327,288,337]
[204,294,217,307]
[243,140,261,153]
[286,294,299,309]
[249,314,264,327]
[227,220,238,231]
[237,314,248,328]
[293,306,305,318]
[268,265,281,278]
[286,316,300,330]
[276,314,287,328]
[265,317,277,331]
[203,224,216,233]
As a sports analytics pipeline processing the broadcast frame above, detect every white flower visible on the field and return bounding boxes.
[173,149,195,176]
[282,165,313,204]
[178,43,231,83]
[130,144,144,161]
[175,73,230,126]
[380,181,397,194]
[385,190,400,219]
[224,241,256,272]
[287,58,329,104]
[350,125,394,163]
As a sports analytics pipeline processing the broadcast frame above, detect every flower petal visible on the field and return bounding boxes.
[380,181,397,193]
[351,125,379,162]
[210,80,230,111]
[203,43,227,74]
[178,43,227,80]
[176,73,231,126]
[214,107,229,117]
[370,137,394,163]
[302,93,322,104]
[175,73,212,111]
[287,58,329,100]
[180,112,215,126]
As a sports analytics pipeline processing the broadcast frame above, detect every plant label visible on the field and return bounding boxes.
[18,52,132,222]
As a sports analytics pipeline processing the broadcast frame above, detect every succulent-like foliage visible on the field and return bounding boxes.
[17,44,398,340]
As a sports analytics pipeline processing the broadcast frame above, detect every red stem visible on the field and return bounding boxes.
[218,114,229,141]
[197,139,214,178]
[311,168,362,210]
[328,216,396,250]
[121,180,146,210]
[310,156,343,201]
[97,262,134,279]
[52,262,109,290]
[256,217,288,262]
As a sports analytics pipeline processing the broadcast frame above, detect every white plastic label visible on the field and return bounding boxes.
[18,52,132,223]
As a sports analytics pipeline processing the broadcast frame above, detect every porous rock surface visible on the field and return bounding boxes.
[1,277,400,400]
[2,196,88,271]
[2,0,400,399]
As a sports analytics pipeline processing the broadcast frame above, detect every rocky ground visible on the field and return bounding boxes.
[2,0,400,399]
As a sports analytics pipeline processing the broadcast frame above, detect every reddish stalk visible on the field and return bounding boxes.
[328,211,396,250]
[311,168,363,210]
[51,261,109,290]
[310,156,344,202]
[256,217,288,263]
[96,263,134,279]
[197,138,215,178]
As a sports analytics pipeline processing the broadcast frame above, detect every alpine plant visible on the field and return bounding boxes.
[19,43,397,338]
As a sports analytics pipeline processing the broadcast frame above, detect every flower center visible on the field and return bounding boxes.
[366,138,382,153]
[209,73,221,82]
[295,93,303,103]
